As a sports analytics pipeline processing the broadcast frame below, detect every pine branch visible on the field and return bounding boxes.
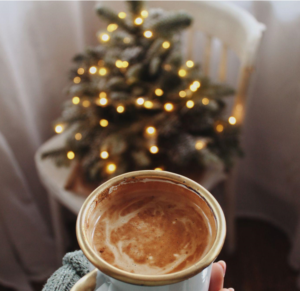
[126,1,144,16]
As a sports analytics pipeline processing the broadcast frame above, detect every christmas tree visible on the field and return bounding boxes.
[42,1,241,184]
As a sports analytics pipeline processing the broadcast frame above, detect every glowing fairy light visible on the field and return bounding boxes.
[190,84,198,92]
[99,119,109,127]
[107,23,118,32]
[99,98,108,106]
[73,76,81,84]
[186,60,194,68]
[99,92,107,98]
[195,140,206,150]
[155,88,163,96]
[228,116,237,125]
[77,68,84,75]
[179,91,186,98]
[144,30,153,38]
[116,105,125,113]
[150,145,159,154]
[122,61,129,68]
[75,133,82,140]
[118,12,126,19]
[106,163,116,173]
[72,96,80,104]
[164,103,174,112]
[144,101,153,109]
[67,151,75,160]
[193,81,201,88]
[141,10,148,18]
[54,124,64,134]
[186,100,194,108]
[89,66,97,74]
[136,97,144,105]
[134,17,143,25]
[216,124,224,132]
[101,33,110,42]
[123,37,131,44]
[146,126,156,135]
[202,98,209,105]
[82,100,90,108]
[99,68,107,76]
[100,151,109,159]
[162,41,170,49]
[178,69,187,77]
[154,167,163,171]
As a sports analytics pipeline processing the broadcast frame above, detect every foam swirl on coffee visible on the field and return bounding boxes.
[92,183,212,275]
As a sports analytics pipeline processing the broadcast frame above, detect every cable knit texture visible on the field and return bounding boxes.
[42,251,91,291]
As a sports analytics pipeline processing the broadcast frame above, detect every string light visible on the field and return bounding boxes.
[82,100,90,108]
[89,66,97,74]
[162,41,170,49]
[186,100,194,108]
[100,33,110,42]
[186,60,194,68]
[141,10,148,18]
[99,92,107,98]
[150,145,159,154]
[72,96,80,104]
[99,68,107,76]
[193,81,201,88]
[73,77,81,84]
[115,60,123,68]
[163,64,172,71]
[100,119,109,127]
[122,61,129,68]
[123,37,131,44]
[106,163,116,174]
[118,12,126,19]
[144,101,153,108]
[146,126,156,135]
[107,23,118,32]
[136,97,144,105]
[100,151,109,159]
[178,69,187,77]
[67,151,75,160]
[190,84,198,92]
[216,124,224,132]
[99,98,108,106]
[116,105,125,113]
[75,133,82,140]
[202,98,209,105]
[155,88,163,96]
[144,30,153,38]
[134,17,143,25]
[154,167,163,171]
[77,68,85,75]
[164,103,174,112]
[195,140,206,150]
[54,124,64,134]
[228,116,237,125]
[179,91,186,98]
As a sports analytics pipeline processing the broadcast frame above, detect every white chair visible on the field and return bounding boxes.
[35,1,265,262]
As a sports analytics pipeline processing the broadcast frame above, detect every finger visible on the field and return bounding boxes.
[218,260,226,274]
[209,262,225,291]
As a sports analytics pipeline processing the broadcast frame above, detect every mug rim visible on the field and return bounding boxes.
[76,170,226,286]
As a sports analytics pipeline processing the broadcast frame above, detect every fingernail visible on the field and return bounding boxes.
[218,260,226,276]
[229,288,234,291]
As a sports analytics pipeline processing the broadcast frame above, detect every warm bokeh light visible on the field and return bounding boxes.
[67,151,75,160]
[134,17,143,25]
[195,140,206,150]
[72,96,80,105]
[164,103,174,112]
[202,97,210,105]
[146,126,156,135]
[99,92,107,98]
[82,100,90,108]
[101,33,110,42]
[144,30,153,38]
[107,23,118,32]
[163,64,172,71]
[216,124,224,132]
[106,163,116,173]
[116,105,125,113]
[77,68,85,75]
[193,81,201,88]
[89,66,97,74]
[99,119,109,127]
[100,151,109,159]
[144,101,153,109]
[190,84,198,92]
[186,60,194,68]
[178,69,187,77]
[54,124,64,134]
[186,100,194,108]
[228,116,237,125]
[73,76,81,84]
[122,61,129,68]
[136,97,144,105]
[115,60,123,68]
[118,12,126,19]
[99,68,107,76]
[155,88,163,96]
[123,37,131,44]
[99,98,108,106]
[141,10,148,18]
[179,90,186,98]
[150,145,159,154]
[162,41,170,49]
[75,133,82,140]
[154,167,163,171]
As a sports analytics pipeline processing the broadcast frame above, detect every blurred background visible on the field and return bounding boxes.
[0,1,300,291]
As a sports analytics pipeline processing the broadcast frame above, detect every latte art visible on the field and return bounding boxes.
[92,187,212,275]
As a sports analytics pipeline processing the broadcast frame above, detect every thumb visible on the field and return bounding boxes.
[209,262,225,291]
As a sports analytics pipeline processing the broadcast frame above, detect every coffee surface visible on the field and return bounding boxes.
[92,187,211,275]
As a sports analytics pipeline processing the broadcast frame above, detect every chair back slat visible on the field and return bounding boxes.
[218,43,228,82]
[203,35,212,77]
